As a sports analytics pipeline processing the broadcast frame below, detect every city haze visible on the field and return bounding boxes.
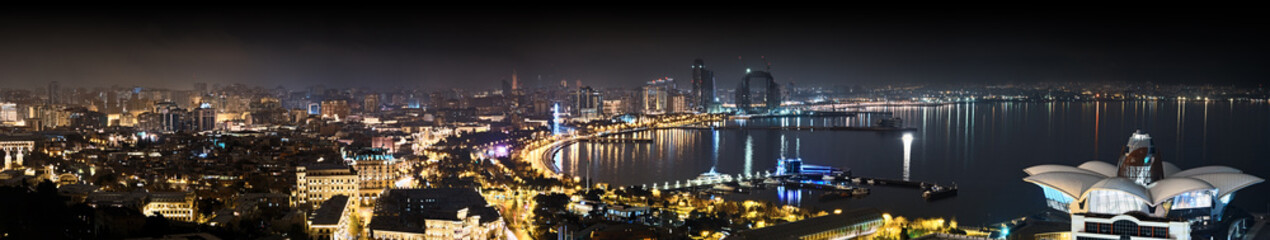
[2,7,1268,90]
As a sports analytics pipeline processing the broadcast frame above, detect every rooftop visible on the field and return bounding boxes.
[368,188,501,233]
[310,195,350,225]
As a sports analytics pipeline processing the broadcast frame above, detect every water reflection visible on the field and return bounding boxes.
[557,101,1270,225]
[902,132,913,181]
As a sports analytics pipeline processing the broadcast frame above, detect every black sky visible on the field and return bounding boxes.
[2,6,1267,90]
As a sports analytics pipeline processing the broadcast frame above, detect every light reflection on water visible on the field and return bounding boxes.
[555,101,1270,225]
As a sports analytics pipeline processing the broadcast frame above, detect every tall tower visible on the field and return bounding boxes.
[47,81,60,105]
[691,59,716,113]
[511,69,519,90]
[737,70,778,113]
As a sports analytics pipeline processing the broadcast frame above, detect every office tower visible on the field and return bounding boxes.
[576,86,603,119]
[363,94,380,113]
[735,70,780,113]
[691,59,716,112]
[642,78,675,114]
[193,103,216,131]
[48,81,60,105]
[154,102,186,132]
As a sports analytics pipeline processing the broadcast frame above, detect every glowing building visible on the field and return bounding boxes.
[294,163,360,208]
[143,192,197,222]
[1023,130,1263,240]
[343,148,402,206]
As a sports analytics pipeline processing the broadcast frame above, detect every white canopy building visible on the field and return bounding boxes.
[1022,130,1262,240]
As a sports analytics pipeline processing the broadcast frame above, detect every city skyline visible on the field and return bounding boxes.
[3,6,1270,240]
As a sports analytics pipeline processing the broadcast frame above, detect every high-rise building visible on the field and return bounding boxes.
[363,94,380,113]
[321,99,350,120]
[691,59,717,112]
[1023,130,1264,240]
[193,103,216,132]
[602,99,624,116]
[735,70,780,113]
[47,81,60,105]
[154,102,186,132]
[642,78,675,114]
[576,86,603,119]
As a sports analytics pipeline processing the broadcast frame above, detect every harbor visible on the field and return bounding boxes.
[631,158,958,202]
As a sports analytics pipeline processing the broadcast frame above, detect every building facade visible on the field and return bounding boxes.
[143,192,197,222]
[295,164,360,208]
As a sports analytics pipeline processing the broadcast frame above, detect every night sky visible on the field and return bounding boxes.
[2,7,1267,90]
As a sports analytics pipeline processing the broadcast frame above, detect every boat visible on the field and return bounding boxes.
[762,178,781,185]
[922,184,958,200]
[695,169,733,183]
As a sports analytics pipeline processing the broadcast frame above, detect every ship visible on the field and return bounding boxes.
[922,183,958,200]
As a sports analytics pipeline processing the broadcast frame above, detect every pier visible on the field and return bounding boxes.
[631,170,956,201]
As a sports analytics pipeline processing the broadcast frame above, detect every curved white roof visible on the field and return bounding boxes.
[1025,164,1105,176]
[1146,177,1214,204]
[1172,166,1241,178]
[1024,172,1107,199]
[1077,161,1118,177]
[1186,173,1264,198]
[1083,178,1151,203]
[1162,162,1181,177]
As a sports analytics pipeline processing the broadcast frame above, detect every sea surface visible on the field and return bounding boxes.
[553,101,1270,225]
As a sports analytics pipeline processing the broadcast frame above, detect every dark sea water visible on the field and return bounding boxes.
[553,101,1270,225]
